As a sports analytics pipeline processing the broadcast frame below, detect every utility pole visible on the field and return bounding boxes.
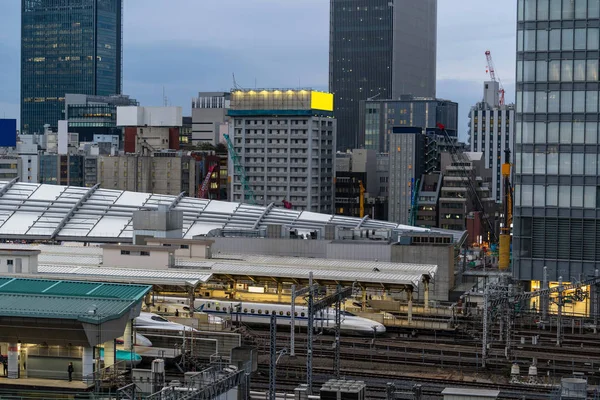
[290,284,296,357]
[556,277,563,347]
[269,313,276,400]
[307,272,314,394]
[334,284,341,378]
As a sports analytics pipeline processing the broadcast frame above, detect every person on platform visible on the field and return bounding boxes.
[67,362,74,382]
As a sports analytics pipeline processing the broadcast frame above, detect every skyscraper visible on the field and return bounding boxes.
[21,0,123,135]
[514,0,600,282]
[329,0,437,151]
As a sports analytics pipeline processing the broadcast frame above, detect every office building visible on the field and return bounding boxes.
[514,0,600,282]
[39,154,85,187]
[64,94,138,143]
[192,92,231,146]
[117,106,183,154]
[21,0,123,135]
[329,0,437,151]
[334,149,385,219]
[0,157,21,181]
[181,116,192,146]
[16,135,39,183]
[361,96,458,153]
[97,153,197,196]
[228,89,335,212]
[468,81,515,202]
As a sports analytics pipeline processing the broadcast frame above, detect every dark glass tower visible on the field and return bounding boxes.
[21,0,122,135]
[329,0,437,151]
[514,0,600,283]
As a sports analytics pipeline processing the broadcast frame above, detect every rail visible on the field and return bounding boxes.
[83,360,128,387]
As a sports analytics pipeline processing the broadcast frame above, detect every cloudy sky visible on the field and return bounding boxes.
[0,0,516,140]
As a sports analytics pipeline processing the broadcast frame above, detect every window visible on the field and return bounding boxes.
[243,308,248,313]
[573,91,585,113]
[574,60,586,81]
[7,260,13,266]
[120,250,130,255]
[561,60,573,82]
[587,60,599,81]
[587,91,598,113]
[301,312,305,317]
[586,122,598,144]
[586,154,598,175]
[151,315,169,322]
[536,60,547,81]
[547,185,558,206]
[560,153,571,174]
[547,152,559,174]
[251,309,255,313]
[258,309,262,314]
[589,28,599,50]
[537,30,548,51]
[140,251,150,256]
[548,91,560,113]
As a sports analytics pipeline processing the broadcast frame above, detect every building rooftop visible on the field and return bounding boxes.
[0,180,467,245]
[0,277,151,324]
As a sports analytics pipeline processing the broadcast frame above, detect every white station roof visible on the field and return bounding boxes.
[0,180,466,244]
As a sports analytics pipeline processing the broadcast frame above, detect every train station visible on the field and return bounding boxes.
[0,182,597,398]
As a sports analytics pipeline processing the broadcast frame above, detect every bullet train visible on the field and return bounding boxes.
[134,312,198,333]
[192,299,386,336]
[116,332,153,347]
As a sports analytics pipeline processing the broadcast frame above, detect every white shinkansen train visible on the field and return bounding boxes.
[191,299,386,336]
[134,312,198,333]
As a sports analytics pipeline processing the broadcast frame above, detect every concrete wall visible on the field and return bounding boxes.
[132,210,183,232]
[391,243,454,301]
[212,238,328,258]
[0,253,38,274]
[325,242,391,262]
[102,248,171,269]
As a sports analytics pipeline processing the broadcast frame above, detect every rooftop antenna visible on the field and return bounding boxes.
[162,87,168,107]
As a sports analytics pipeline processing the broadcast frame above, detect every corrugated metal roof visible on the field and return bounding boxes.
[38,265,211,286]
[0,181,467,245]
[0,277,151,324]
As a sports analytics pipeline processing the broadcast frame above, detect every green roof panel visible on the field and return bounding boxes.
[0,277,151,324]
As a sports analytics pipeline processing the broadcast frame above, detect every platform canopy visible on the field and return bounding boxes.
[0,277,151,346]
[0,180,467,245]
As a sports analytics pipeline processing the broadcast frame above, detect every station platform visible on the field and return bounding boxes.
[355,311,455,331]
[0,376,91,391]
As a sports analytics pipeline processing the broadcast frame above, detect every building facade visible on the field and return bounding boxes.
[514,0,600,282]
[64,94,137,143]
[39,154,85,187]
[469,81,515,202]
[229,89,336,212]
[21,0,123,135]
[192,92,231,146]
[329,0,437,151]
[97,153,197,196]
[361,96,458,153]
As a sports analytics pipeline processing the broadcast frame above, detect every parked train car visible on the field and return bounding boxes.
[193,299,386,336]
[134,312,198,333]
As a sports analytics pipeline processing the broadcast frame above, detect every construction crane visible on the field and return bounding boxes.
[358,180,365,218]
[223,134,256,205]
[485,50,505,106]
[199,163,217,199]
[498,149,513,271]
[436,123,497,243]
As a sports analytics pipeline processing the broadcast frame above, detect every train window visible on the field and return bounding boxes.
[294,312,298,317]
[301,312,305,317]
[258,310,262,314]
[243,308,248,313]
[216,306,220,311]
[265,310,269,315]
[279,311,284,316]
[151,316,169,322]
[223,307,227,312]
[206,303,211,308]
[251,309,255,313]
[286,312,291,316]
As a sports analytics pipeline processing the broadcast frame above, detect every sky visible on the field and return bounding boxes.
[0,0,516,141]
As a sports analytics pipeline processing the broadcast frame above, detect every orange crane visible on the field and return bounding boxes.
[485,50,505,106]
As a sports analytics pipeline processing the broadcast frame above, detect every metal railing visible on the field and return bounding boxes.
[83,360,128,387]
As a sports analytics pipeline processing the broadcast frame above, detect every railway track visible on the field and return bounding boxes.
[250,364,558,399]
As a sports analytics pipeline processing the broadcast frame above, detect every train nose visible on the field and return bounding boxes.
[373,323,386,334]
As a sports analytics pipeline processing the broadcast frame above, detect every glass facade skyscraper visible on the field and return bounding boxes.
[514,0,600,282]
[329,0,437,151]
[21,0,122,135]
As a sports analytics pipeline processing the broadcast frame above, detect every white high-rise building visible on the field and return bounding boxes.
[229,89,336,212]
[468,81,515,203]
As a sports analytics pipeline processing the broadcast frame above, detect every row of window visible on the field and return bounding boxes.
[517,151,600,175]
[517,90,600,114]
[515,184,597,208]
[516,120,599,144]
[518,0,600,21]
[518,59,599,83]
[518,27,600,52]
